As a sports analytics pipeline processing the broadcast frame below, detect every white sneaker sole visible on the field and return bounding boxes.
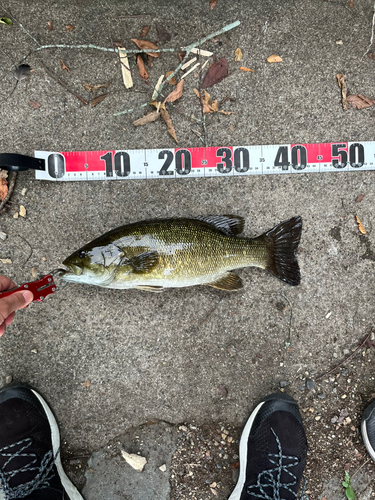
[31,389,84,500]
[361,418,375,462]
[228,400,265,500]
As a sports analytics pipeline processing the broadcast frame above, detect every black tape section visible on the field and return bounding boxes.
[0,154,45,172]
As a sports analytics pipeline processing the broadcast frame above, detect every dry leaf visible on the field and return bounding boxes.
[91,94,108,107]
[139,25,150,38]
[81,380,91,388]
[355,194,365,203]
[193,88,232,115]
[31,268,38,278]
[0,178,8,201]
[29,101,41,109]
[150,101,166,111]
[60,60,71,76]
[160,108,178,143]
[131,39,160,57]
[347,0,354,6]
[147,54,153,68]
[240,66,254,72]
[209,0,218,9]
[347,94,375,110]
[47,21,53,31]
[355,215,366,234]
[164,80,184,103]
[166,71,177,85]
[178,51,186,63]
[83,82,110,92]
[121,450,147,471]
[19,205,26,218]
[156,24,171,43]
[336,74,347,110]
[118,46,133,89]
[13,213,19,219]
[267,55,282,63]
[136,55,149,79]
[202,58,228,89]
[152,75,164,100]
[234,48,243,62]
[367,52,375,60]
[65,24,74,32]
[133,111,160,127]
[210,488,218,496]
[0,259,11,264]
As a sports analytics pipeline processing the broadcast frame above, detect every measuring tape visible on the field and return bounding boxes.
[34,141,374,181]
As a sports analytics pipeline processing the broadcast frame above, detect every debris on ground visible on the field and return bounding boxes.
[83,82,111,92]
[267,54,282,63]
[131,38,160,57]
[193,88,232,115]
[28,100,41,109]
[47,20,53,31]
[65,24,74,32]
[202,58,228,88]
[0,17,12,25]
[0,171,8,201]
[239,66,254,72]
[136,54,149,79]
[19,205,26,218]
[166,71,177,85]
[209,0,218,10]
[156,23,171,43]
[139,25,150,38]
[0,258,12,264]
[347,94,375,110]
[117,45,133,89]
[90,94,107,107]
[234,48,242,61]
[60,60,71,76]
[355,215,366,234]
[337,74,348,110]
[133,111,160,127]
[121,450,147,472]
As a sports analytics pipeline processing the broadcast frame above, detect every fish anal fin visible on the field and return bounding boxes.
[208,272,243,291]
[129,251,159,274]
[196,215,245,236]
[135,285,164,292]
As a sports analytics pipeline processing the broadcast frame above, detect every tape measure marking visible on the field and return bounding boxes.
[35,141,373,181]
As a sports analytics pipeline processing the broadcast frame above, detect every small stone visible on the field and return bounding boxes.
[279,380,289,388]
[21,188,27,196]
[315,416,321,421]
[159,464,167,472]
[336,39,343,44]
[343,349,350,355]
[308,407,314,413]
[306,379,314,390]
[333,353,338,358]
[318,393,325,399]
[299,385,305,392]
[0,232,6,240]
[216,464,222,469]
[227,436,233,443]
[13,213,19,219]
[5,375,12,384]
[31,349,38,354]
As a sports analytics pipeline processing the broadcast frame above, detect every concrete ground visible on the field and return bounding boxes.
[0,0,375,498]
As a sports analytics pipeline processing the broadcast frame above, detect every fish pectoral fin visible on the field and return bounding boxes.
[195,215,245,236]
[207,272,243,291]
[128,251,159,274]
[134,285,164,292]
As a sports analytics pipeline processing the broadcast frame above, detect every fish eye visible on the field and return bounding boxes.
[78,250,86,258]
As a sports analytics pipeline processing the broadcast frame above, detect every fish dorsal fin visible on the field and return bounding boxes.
[196,215,245,236]
[129,251,159,274]
[207,272,243,291]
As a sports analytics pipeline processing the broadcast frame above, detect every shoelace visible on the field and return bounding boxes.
[0,438,58,499]
[247,429,308,500]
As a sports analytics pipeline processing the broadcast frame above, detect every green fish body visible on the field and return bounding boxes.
[62,216,302,291]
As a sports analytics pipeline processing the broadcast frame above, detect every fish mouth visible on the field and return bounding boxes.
[62,263,83,276]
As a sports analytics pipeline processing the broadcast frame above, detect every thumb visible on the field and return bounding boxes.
[0,290,34,324]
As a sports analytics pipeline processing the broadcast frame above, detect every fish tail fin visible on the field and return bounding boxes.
[258,216,302,286]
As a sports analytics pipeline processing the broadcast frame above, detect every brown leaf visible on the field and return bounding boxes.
[81,380,91,388]
[0,178,8,201]
[47,21,53,31]
[202,58,228,89]
[28,100,41,109]
[60,60,71,76]
[267,54,282,63]
[133,111,160,127]
[139,25,150,38]
[65,24,74,32]
[178,51,186,63]
[234,48,243,62]
[150,101,166,111]
[209,0,218,9]
[156,23,171,43]
[164,79,184,102]
[347,0,354,6]
[240,66,254,72]
[355,215,366,234]
[131,39,160,57]
[347,94,375,110]
[83,81,110,92]
[193,88,232,115]
[91,94,108,107]
[147,54,153,68]
[367,51,375,60]
[166,71,177,85]
[336,74,347,110]
[160,108,178,143]
[355,194,365,203]
[136,54,149,79]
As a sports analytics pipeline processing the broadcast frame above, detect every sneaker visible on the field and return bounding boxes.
[0,383,83,500]
[361,400,375,461]
[229,392,308,500]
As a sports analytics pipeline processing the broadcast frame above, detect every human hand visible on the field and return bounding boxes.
[0,276,33,337]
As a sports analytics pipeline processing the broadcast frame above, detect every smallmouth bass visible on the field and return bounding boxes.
[61,215,302,291]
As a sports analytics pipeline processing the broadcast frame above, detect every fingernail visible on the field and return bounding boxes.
[22,291,33,302]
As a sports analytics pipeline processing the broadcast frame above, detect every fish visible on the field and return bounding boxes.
[61,216,302,292]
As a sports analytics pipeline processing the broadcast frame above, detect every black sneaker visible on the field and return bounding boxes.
[0,383,83,500]
[229,393,308,500]
[361,400,375,461]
